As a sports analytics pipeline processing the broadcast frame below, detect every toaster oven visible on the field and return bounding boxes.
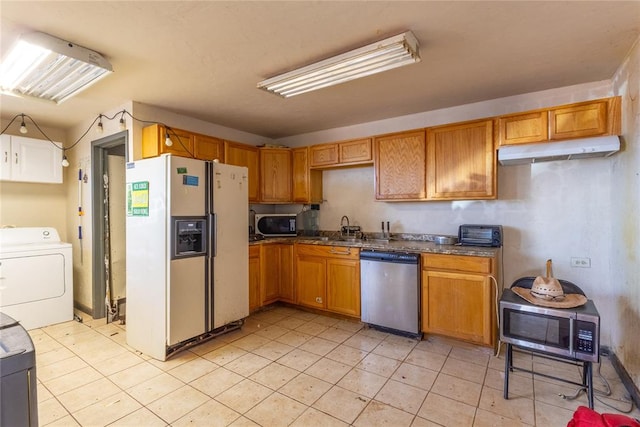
[458,224,502,247]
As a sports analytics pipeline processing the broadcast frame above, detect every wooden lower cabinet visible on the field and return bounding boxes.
[326,258,360,317]
[248,245,261,312]
[260,243,294,306]
[421,253,497,347]
[295,244,360,317]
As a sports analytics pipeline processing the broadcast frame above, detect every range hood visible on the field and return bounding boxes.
[498,136,620,166]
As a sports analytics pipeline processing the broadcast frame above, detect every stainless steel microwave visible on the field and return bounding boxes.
[255,214,297,237]
[500,289,600,362]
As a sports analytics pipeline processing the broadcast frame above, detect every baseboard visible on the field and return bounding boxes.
[73,301,92,317]
[602,345,640,409]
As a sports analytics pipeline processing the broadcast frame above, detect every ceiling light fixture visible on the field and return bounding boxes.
[257,31,420,98]
[96,115,104,134]
[19,114,28,134]
[119,111,126,131]
[0,31,113,104]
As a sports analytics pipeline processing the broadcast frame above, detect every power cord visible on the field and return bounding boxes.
[558,360,636,414]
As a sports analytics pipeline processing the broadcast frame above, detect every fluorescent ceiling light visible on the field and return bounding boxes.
[0,32,113,104]
[257,31,420,98]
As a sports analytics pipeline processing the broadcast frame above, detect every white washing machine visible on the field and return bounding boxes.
[0,227,73,330]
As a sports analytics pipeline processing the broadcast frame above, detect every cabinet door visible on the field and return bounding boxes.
[249,245,261,312]
[374,130,426,200]
[194,134,224,161]
[422,270,492,346]
[296,256,326,309]
[310,144,338,167]
[339,138,372,164]
[1,135,13,181]
[8,136,63,183]
[549,99,609,140]
[142,124,194,159]
[260,148,292,203]
[261,244,281,304]
[326,258,360,317]
[426,120,495,200]
[224,141,259,202]
[498,111,548,146]
[278,244,295,303]
[292,147,323,204]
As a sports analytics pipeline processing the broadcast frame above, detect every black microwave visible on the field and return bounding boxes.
[458,224,502,247]
[500,289,600,362]
[255,214,297,237]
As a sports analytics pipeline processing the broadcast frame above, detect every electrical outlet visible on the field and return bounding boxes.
[571,257,591,268]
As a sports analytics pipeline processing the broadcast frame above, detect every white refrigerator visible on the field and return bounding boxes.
[125,154,248,360]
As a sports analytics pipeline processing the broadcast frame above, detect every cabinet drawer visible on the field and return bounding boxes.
[295,244,359,260]
[422,253,492,274]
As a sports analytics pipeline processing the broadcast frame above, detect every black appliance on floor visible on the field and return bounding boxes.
[500,277,600,409]
[0,312,38,426]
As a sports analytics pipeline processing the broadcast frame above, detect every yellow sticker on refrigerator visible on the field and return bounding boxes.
[127,181,149,216]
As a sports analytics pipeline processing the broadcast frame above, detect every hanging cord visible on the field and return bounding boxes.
[558,362,636,413]
[1,109,196,158]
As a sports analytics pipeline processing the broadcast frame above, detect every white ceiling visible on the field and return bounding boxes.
[1,1,639,139]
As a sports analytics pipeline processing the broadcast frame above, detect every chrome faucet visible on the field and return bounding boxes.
[340,215,350,237]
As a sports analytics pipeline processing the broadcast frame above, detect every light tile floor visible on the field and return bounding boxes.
[32,305,639,426]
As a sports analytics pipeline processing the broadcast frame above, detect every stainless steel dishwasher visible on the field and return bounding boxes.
[360,250,420,336]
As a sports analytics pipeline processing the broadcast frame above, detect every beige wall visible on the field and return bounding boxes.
[611,37,640,388]
[274,39,640,390]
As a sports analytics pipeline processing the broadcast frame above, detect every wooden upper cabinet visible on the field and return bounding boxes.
[194,134,224,161]
[224,141,259,202]
[497,111,548,146]
[310,144,339,167]
[426,119,496,200]
[259,148,292,203]
[549,97,620,140]
[374,130,426,200]
[310,138,373,169]
[497,96,622,146]
[142,124,194,159]
[339,138,372,164]
[292,147,323,204]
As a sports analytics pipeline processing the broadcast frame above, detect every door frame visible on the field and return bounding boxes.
[91,131,128,319]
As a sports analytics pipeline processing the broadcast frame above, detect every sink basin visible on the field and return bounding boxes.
[301,236,329,241]
[334,236,362,242]
[366,238,390,244]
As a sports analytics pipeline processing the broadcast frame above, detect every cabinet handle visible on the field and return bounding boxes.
[329,247,351,255]
[3,151,7,163]
[14,152,18,164]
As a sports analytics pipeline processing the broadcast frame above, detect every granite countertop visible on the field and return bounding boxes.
[250,235,500,257]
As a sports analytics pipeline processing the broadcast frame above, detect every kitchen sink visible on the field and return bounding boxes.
[366,238,391,244]
[334,237,362,242]
[300,236,329,241]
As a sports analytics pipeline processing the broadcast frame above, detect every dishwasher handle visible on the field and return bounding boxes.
[360,250,419,264]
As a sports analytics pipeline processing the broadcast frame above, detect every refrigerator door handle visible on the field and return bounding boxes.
[209,213,217,257]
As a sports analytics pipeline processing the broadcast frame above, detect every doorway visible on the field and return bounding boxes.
[91,131,128,320]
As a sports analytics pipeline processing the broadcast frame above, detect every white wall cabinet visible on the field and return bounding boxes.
[0,135,63,183]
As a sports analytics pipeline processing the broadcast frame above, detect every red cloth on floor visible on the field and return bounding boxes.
[567,406,640,427]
